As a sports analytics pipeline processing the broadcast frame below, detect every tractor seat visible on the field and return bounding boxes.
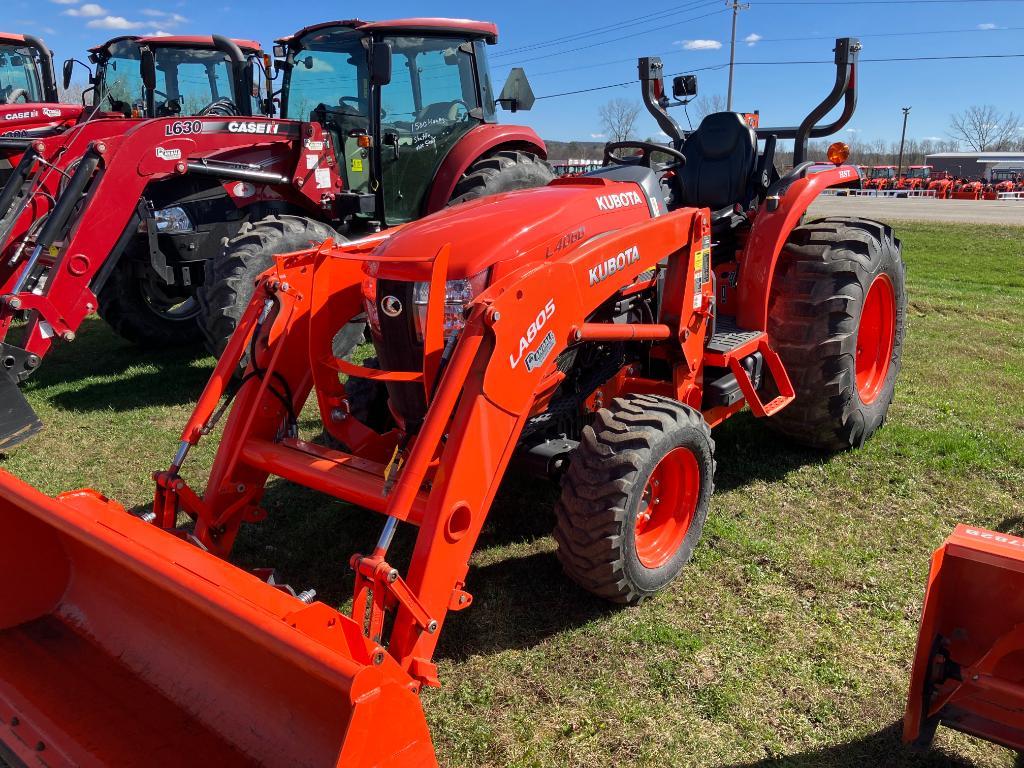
[678,112,757,214]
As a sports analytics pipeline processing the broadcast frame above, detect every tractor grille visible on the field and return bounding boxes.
[372,279,427,427]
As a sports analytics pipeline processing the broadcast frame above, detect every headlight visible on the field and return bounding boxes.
[411,269,490,341]
[143,206,194,234]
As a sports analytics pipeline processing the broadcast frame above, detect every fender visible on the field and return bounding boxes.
[422,123,546,215]
[736,164,859,331]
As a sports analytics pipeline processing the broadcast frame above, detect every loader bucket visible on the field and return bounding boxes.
[0,374,42,451]
[904,524,1024,751]
[0,470,436,767]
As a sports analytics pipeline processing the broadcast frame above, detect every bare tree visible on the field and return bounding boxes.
[692,94,726,121]
[598,98,641,143]
[949,105,1022,151]
[59,83,86,106]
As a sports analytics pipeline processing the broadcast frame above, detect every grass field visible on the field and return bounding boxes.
[2,221,1023,767]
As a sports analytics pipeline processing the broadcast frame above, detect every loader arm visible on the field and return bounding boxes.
[0,116,339,381]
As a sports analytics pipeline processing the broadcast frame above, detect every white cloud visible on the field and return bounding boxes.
[846,128,861,133]
[148,29,173,37]
[64,3,106,16]
[977,22,998,30]
[590,132,605,139]
[141,9,187,24]
[50,0,79,4]
[679,39,722,51]
[86,15,147,29]
[744,33,762,47]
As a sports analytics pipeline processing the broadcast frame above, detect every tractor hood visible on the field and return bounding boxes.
[0,104,81,134]
[370,174,663,283]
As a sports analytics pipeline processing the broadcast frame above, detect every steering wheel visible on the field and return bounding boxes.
[447,99,470,121]
[604,140,686,172]
[5,88,28,104]
[198,98,239,117]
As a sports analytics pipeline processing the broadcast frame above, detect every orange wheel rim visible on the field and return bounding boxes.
[634,447,700,569]
[856,273,896,405]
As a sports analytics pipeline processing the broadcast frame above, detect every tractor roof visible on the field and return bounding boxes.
[89,35,262,55]
[277,18,498,46]
[0,33,30,44]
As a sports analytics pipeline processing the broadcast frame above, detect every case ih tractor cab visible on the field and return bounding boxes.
[0,18,550,448]
[0,33,78,185]
[0,37,908,765]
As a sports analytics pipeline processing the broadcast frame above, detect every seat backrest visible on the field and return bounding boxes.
[678,112,757,211]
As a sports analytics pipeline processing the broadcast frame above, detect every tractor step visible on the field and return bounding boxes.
[704,316,794,418]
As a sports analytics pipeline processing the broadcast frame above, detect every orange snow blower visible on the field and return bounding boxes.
[904,525,1024,751]
[0,39,898,766]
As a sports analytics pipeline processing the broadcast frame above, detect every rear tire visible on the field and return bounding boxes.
[449,150,554,203]
[767,217,906,450]
[198,215,341,357]
[97,256,202,347]
[554,394,715,605]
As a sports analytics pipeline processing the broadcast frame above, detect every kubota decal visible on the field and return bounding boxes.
[228,121,281,135]
[164,120,202,137]
[509,299,556,369]
[596,190,643,211]
[589,245,639,286]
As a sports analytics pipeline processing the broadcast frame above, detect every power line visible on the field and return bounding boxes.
[492,0,718,58]
[533,51,1024,100]
[756,0,1024,4]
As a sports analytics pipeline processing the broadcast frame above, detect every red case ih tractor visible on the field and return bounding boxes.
[905,525,1024,752]
[0,37,908,765]
[0,33,81,185]
[0,18,553,448]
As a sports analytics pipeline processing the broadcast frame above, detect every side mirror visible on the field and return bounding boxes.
[273,44,287,58]
[62,59,74,90]
[140,49,157,92]
[672,74,697,99]
[370,41,392,87]
[497,68,535,112]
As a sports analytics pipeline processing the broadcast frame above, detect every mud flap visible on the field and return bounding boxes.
[0,470,437,767]
[0,373,42,451]
[904,524,1024,751]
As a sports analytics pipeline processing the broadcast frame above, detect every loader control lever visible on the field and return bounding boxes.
[604,141,685,172]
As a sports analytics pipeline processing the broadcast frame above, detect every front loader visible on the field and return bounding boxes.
[904,525,1024,752]
[0,38,907,765]
[0,18,552,449]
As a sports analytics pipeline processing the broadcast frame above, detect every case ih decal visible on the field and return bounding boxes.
[228,121,283,135]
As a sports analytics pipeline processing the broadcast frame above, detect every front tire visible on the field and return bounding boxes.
[97,256,202,347]
[554,394,715,605]
[198,215,341,357]
[767,217,906,450]
[449,150,555,204]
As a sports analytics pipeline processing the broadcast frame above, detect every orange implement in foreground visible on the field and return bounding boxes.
[905,524,1024,751]
[0,476,434,768]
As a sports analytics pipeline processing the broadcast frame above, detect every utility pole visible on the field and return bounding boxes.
[897,106,912,181]
[726,0,750,111]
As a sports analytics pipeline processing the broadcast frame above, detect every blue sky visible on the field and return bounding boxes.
[8,0,1024,143]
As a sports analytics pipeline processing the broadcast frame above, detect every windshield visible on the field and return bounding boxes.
[0,43,44,104]
[871,167,895,179]
[908,167,929,178]
[95,41,254,117]
[282,27,367,121]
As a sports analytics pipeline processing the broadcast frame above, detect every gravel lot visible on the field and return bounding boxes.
[809,195,1024,225]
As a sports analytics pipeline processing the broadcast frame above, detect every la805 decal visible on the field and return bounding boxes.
[164,120,202,137]
[509,299,556,370]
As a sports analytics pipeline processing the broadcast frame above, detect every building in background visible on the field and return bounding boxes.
[925,151,1024,181]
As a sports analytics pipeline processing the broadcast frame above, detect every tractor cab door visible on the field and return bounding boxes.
[378,37,484,224]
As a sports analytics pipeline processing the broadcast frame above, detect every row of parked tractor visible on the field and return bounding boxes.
[857,164,1024,198]
[0,24,1017,767]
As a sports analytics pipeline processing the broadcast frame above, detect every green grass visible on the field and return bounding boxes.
[3,221,1023,767]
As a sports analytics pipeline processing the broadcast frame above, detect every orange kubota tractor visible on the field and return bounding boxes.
[864,164,897,191]
[0,38,906,765]
[898,165,932,192]
[0,19,551,449]
[0,33,79,185]
[905,525,1024,752]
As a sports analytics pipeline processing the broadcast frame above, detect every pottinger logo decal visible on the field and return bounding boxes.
[509,299,556,370]
[41,107,62,118]
[228,121,281,135]
[596,190,643,211]
[155,147,182,161]
[524,331,556,372]
[589,245,639,286]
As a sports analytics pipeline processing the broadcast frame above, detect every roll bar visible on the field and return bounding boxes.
[22,34,59,103]
[212,34,253,117]
[638,37,861,165]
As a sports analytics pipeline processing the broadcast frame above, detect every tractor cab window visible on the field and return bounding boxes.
[0,44,44,104]
[95,42,249,117]
[380,36,483,224]
[907,167,929,178]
